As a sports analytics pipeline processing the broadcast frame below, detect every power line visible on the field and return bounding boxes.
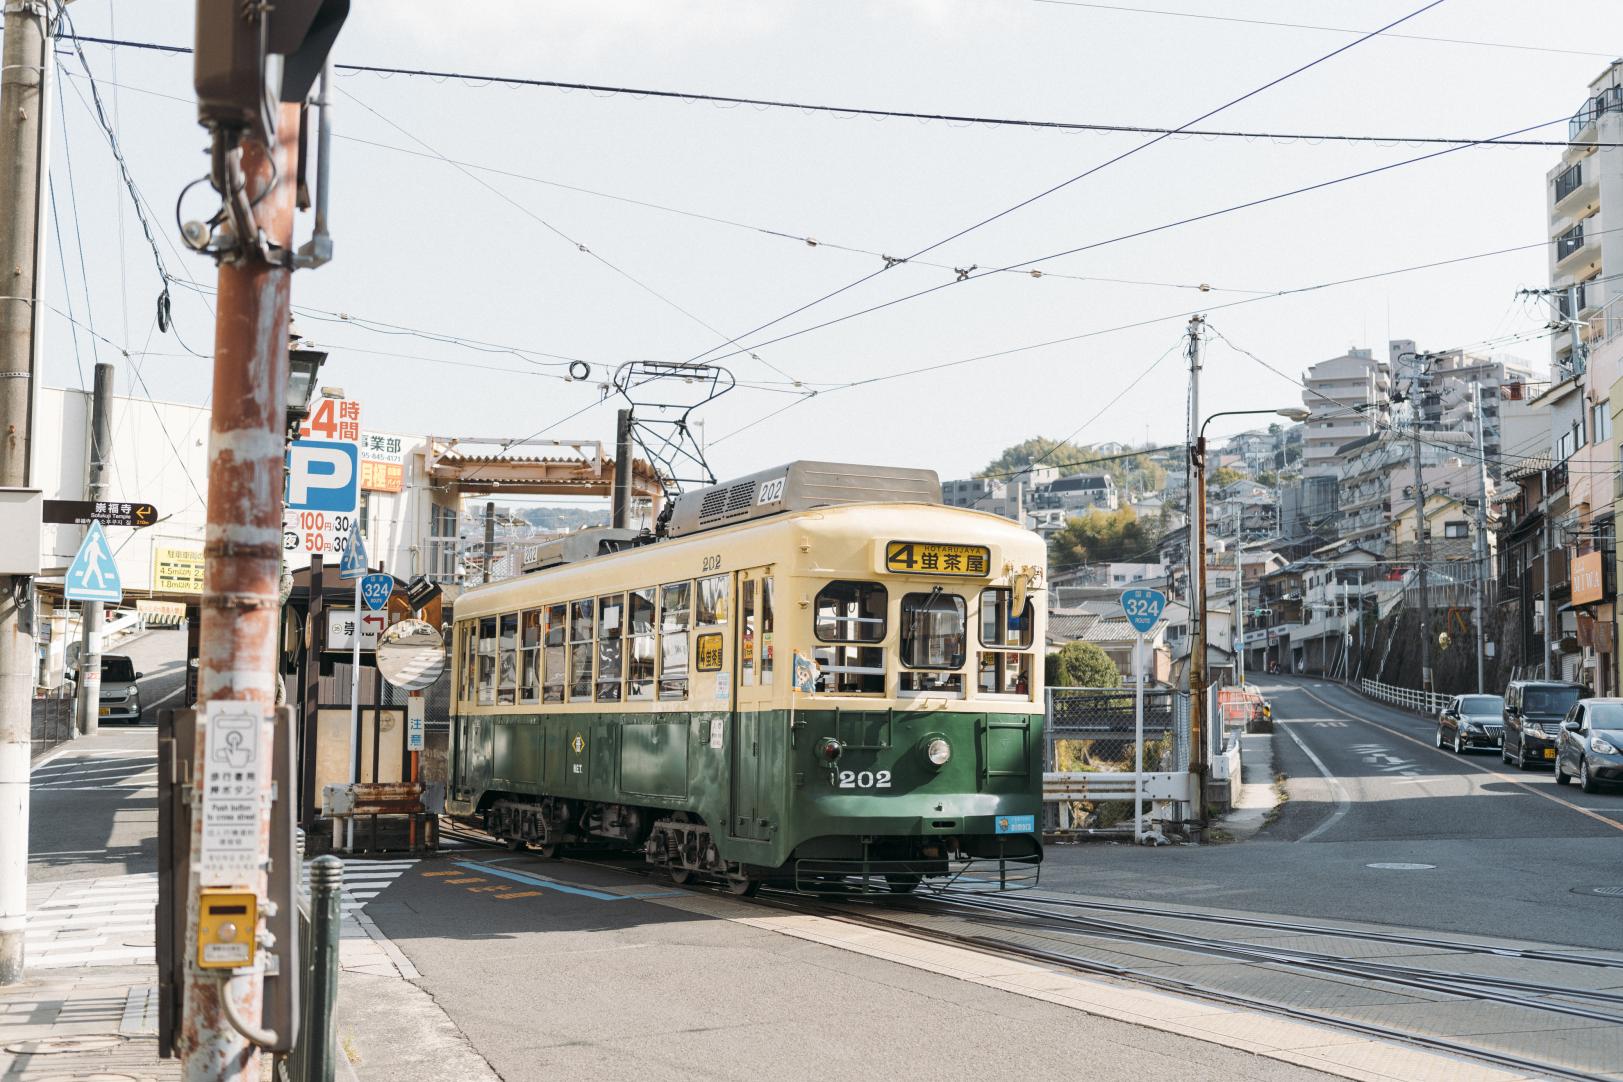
[1026,0,1617,60]
[46,179,87,390]
[59,29,1609,148]
[682,0,1452,367]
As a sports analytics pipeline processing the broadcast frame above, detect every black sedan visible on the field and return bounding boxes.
[1555,699,1623,793]
[1436,694,1504,754]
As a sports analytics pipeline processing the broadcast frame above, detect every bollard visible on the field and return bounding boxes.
[302,855,343,1082]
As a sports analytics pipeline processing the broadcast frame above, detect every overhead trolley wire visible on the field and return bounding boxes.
[681,0,1452,367]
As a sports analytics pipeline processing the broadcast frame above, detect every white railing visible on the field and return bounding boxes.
[1359,677,1451,717]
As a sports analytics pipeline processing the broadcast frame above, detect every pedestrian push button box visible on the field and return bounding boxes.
[197,890,256,970]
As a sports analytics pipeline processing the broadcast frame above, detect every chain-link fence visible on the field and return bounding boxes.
[1045,686,1187,832]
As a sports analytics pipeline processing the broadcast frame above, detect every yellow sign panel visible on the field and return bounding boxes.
[695,632,724,672]
[570,732,586,754]
[153,544,205,594]
[197,890,256,970]
[361,459,404,493]
[1573,550,1605,605]
[884,540,991,577]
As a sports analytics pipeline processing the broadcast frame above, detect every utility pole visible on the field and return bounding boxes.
[0,0,52,987]
[1184,314,1207,835]
[1471,382,1490,692]
[482,500,495,583]
[1408,354,1434,695]
[1543,468,1554,679]
[75,361,115,737]
[1233,519,1244,687]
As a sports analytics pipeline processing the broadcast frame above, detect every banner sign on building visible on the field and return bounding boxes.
[1572,549,1605,606]
[153,544,206,594]
[360,431,406,493]
[284,396,362,562]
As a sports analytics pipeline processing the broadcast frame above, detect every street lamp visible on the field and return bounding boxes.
[1188,405,1309,833]
[285,331,328,440]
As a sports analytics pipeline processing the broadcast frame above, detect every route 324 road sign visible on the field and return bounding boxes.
[359,573,393,612]
[1119,587,1167,635]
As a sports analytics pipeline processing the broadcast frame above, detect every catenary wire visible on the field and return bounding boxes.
[682,0,1453,366]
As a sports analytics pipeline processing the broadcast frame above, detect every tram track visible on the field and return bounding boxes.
[430,825,1618,1080]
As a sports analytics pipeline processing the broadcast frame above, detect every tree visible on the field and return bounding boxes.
[1255,469,1278,487]
[1210,466,1245,489]
[977,437,1167,493]
[1049,506,1152,570]
[1046,641,1120,688]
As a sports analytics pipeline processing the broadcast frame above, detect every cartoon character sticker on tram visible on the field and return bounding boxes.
[446,462,1046,895]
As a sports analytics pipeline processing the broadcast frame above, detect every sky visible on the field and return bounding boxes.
[33,0,1623,502]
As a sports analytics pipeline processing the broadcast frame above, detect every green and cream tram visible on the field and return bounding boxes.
[447,462,1045,893]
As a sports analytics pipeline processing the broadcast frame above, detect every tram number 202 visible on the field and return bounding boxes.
[837,770,892,789]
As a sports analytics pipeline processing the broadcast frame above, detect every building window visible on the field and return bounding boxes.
[1594,401,1612,443]
[1444,521,1469,539]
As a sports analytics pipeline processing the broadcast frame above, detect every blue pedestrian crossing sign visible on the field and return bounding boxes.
[65,521,123,604]
[338,531,368,581]
[1119,587,1167,635]
[359,573,393,612]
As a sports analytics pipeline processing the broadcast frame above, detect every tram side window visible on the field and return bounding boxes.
[696,574,729,626]
[627,588,655,701]
[978,588,1034,697]
[813,581,886,694]
[519,609,542,704]
[597,593,625,702]
[659,581,691,700]
[497,614,519,705]
[741,579,756,686]
[542,603,566,703]
[459,621,477,705]
[568,599,594,701]
[477,616,497,705]
[900,591,966,695]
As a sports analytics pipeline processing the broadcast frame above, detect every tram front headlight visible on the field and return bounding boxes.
[924,736,952,768]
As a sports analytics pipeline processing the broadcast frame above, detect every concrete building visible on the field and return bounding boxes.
[1037,473,1119,512]
[1301,347,1391,479]
[1548,60,1623,377]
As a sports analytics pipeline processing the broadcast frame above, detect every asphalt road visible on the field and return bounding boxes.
[1040,675,1623,946]
[28,628,184,883]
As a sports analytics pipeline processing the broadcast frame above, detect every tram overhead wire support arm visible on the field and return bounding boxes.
[611,361,738,503]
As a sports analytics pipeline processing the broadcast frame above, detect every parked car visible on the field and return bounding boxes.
[1555,699,1623,793]
[1502,680,1585,770]
[96,655,143,723]
[1436,694,1504,754]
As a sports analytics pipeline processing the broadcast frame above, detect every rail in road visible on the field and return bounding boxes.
[438,822,1623,1080]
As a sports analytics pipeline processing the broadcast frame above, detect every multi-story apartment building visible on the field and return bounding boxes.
[1334,432,1466,554]
[1301,348,1391,479]
[1548,60,1623,377]
[1390,339,1542,479]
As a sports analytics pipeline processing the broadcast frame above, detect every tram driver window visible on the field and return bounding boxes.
[568,599,594,701]
[899,590,966,695]
[978,588,1034,697]
[659,581,691,700]
[813,581,887,694]
[477,616,497,705]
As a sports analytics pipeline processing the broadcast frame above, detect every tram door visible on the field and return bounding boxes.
[729,567,776,841]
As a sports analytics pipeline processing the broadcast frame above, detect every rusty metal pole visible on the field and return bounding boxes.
[179,104,300,1082]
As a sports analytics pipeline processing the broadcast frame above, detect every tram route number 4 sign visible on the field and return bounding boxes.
[1119,587,1167,635]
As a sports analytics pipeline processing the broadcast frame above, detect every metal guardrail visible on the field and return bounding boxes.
[1359,677,1451,717]
[274,855,342,1082]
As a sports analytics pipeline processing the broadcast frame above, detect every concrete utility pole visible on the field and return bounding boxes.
[1407,354,1434,695]
[1543,468,1554,679]
[0,0,53,987]
[1472,382,1490,692]
[1184,314,1207,833]
[482,500,495,583]
[1233,520,1244,687]
[178,103,301,1079]
[75,361,115,737]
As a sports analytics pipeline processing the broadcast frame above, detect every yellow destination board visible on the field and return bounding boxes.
[884,540,991,577]
[695,632,725,672]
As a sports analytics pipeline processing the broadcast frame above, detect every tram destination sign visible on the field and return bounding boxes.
[44,499,158,528]
[883,540,990,577]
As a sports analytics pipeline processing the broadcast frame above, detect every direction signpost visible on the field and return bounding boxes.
[44,500,159,528]
[1120,587,1167,844]
[339,532,369,784]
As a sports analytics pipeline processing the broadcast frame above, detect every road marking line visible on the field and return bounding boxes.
[420,870,460,877]
[450,861,681,902]
[1276,720,1352,843]
[495,891,542,900]
[1293,684,1623,835]
[443,877,486,884]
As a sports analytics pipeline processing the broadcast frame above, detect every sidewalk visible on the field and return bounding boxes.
[0,728,489,1081]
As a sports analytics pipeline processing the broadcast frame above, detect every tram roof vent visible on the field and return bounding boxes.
[665,461,941,538]
[520,527,645,572]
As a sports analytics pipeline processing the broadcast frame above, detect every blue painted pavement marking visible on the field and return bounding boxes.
[452,862,681,902]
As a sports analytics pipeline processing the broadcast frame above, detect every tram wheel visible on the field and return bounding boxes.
[669,867,693,886]
[885,874,923,895]
[504,837,525,852]
[537,843,560,860]
[727,875,761,897]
